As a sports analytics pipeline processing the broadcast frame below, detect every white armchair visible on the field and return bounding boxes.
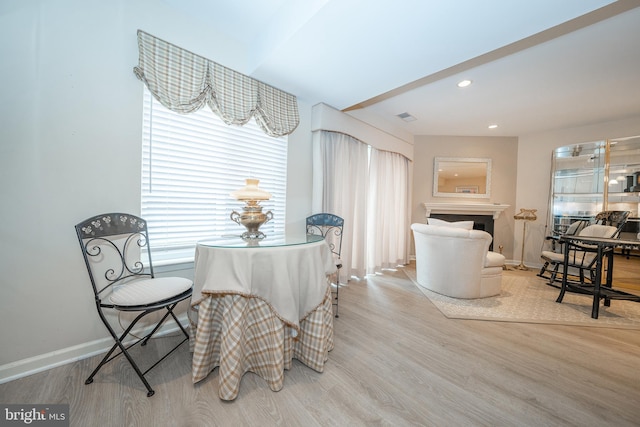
[411,223,505,298]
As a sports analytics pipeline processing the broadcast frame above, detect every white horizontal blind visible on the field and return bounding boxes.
[141,88,288,263]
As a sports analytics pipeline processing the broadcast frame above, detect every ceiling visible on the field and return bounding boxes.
[161,0,640,138]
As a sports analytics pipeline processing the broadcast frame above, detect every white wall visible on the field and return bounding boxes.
[412,135,519,259]
[516,116,640,267]
[0,0,315,379]
[285,98,315,234]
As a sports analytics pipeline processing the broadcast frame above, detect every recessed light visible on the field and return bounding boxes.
[457,79,472,88]
[488,124,498,129]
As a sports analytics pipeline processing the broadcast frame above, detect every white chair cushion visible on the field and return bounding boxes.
[541,250,596,266]
[110,277,192,306]
[541,250,564,263]
[427,218,474,230]
[485,251,506,268]
[564,220,585,235]
[579,224,617,238]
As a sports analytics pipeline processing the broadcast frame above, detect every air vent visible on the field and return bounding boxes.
[396,112,417,122]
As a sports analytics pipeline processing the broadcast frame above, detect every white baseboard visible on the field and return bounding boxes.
[0,314,190,385]
[411,256,543,270]
[506,260,544,270]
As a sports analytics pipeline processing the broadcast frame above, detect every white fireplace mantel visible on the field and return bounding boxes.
[423,202,510,220]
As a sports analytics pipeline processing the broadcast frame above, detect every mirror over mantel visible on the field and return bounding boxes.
[433,157,492,199]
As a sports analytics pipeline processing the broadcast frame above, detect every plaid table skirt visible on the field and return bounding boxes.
[189,285,334,400]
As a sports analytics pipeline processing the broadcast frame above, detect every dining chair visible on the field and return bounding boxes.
[75,213,193,397]
[539,224,619,287]
[306,213,344,317]
[538,219,587,281]
[593,210,630,231]
[539,210,630,285]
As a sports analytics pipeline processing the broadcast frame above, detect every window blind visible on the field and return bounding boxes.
[141,88,288,264]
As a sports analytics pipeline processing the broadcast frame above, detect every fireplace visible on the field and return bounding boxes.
[430,214,495,250]
[422,202,510,252]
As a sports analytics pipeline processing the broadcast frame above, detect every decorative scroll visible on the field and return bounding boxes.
[133,30,299,137]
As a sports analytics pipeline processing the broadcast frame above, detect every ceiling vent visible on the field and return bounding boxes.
[396,112,417,122]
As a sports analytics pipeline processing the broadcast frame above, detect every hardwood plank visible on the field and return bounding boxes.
[1,266,639,426]
[612,252,640,291]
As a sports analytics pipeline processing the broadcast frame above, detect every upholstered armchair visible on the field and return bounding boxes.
[411,222,505,298]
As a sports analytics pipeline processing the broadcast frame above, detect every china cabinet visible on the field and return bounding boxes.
[549,136,640,238]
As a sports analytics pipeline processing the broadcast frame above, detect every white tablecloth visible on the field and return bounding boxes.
[189,237,337,400]
[192,238,336,328]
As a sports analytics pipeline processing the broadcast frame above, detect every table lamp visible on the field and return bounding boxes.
[230,178,273,240]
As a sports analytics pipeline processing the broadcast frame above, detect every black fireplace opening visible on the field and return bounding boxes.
[429,214,495,250]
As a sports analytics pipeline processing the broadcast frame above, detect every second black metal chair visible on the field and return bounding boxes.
[306,213,344,317]
[75,213,193,397]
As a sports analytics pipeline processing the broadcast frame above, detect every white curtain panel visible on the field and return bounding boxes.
[367,149,411,274]
[312,131,411,280]
[312,131,369,281]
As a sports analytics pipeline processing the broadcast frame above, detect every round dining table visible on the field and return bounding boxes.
[189,233,337,400]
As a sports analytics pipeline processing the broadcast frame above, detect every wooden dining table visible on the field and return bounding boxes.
[188,233,337,400]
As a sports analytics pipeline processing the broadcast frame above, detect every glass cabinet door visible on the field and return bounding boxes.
[549,136,640,236]
[550,141,605,234]
[607,135,640,238]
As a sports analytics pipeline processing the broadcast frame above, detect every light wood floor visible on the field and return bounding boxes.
[611,251,640,291]
[2,266,640,426]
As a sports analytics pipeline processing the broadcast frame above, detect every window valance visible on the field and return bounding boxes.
[133,30,299,137]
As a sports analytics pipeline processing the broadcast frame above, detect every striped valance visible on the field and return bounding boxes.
[133,30,299,137]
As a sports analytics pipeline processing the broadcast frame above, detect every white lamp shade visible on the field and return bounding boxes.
[230,178,272,201]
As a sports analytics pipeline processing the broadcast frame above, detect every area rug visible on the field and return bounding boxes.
[403,268,640,329]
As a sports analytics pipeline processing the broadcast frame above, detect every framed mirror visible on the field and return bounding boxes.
[433,157,492,198]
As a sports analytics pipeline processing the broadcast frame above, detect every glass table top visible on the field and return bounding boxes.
[198,233,325,248]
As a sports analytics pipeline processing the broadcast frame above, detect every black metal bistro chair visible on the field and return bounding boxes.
[75,213,193,397]
[306,213,344,318]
